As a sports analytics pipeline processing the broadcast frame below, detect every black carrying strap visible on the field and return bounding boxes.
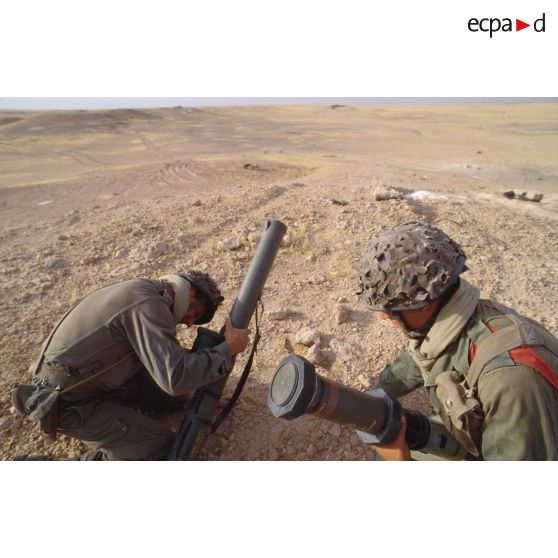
[210,302,263,433]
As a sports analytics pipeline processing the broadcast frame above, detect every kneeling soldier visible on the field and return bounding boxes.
[12,271,250,460]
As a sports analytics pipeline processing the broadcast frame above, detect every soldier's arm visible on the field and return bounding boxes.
[116,298,231,395]
[375,349,425,399]
[477,364,558,460]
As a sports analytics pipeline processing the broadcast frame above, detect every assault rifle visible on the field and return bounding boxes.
[268,354,468,460]
[168,219,287,460]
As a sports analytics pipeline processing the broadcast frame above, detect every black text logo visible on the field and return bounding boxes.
[468,13,546,37]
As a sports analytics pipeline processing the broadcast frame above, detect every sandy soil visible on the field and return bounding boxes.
[0,102,557,460]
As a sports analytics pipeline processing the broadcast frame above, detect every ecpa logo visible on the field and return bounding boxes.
[468,12,546,37]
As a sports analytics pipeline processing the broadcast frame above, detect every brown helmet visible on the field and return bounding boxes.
[176,270,224,324]
[358,221,467,311]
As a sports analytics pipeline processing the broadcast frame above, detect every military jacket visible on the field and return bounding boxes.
[376,301,558,460]
[35,278,231,401]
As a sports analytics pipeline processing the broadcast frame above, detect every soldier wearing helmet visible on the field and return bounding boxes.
[12,271,250,460]
[358,221,558,461]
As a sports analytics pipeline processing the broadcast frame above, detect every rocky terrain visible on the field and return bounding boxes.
[0,102,556,460]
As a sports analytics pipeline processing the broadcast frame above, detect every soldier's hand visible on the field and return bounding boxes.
[373,415,413,461]
[224,317,251,356]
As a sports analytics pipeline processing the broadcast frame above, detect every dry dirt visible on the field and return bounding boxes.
[0,102,557,460]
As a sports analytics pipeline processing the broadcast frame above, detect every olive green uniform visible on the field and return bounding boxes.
[17,278,231,460]
[377,300,558,460]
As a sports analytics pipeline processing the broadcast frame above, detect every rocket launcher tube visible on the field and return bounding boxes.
[268,354,467,460]
[168,219,287,460]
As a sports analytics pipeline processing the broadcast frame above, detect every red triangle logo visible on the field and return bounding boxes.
[516,19,530,31]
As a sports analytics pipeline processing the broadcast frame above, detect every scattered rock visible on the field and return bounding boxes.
[357,374,373,388]
[305,343,328,366]
[147,241,171,258]
[329,423,342,438]
[281,234,291,247]
[374,190,403,201]
[503,191,543,202]
[57,234,69,241]
[191,199,202,207]
[217,237,242,251]
[295,327,321,347]
[114,247,129,258]
[45,256,69,269]
[40,282,53,293]
[308,274,326,285]
[269,307,290,320]
[329,198,348,206]
[334,304,352,324]
[330,338,366,374]
[1,266,19,274]
[0,416,11,432]
[243,163,264,171]
[405,190,446,200]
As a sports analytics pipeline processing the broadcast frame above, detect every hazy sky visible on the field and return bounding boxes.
[1,97,556,110]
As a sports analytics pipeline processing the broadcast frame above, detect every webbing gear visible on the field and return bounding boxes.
[210,300,263,432]
[435,300,558,457]
[467,301,558,392]
[58,352,135,395]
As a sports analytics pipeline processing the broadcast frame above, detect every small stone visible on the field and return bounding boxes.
[330,338,366,374]
[217,237,242,251]
[147,241,170,258]
[40,282,53,293]
[114,247,129,258]
[334,304,352,324]
[269,307,290,320]
[57,234,69,241]
[45,256,69,269]
[192,199,202,207]
[357,374,373,388]
[329,424,342,438]
[0,416,11,432]
[295,327,321,347]
[337,296,349,303]
[374,190,402,201]
[0,266,19,274]
[305,344,331,367]
[329,198,348,206]
[308,274,326,285]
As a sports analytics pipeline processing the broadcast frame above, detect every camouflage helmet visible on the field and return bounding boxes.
[176,270,224,324]
[358,221,467,311]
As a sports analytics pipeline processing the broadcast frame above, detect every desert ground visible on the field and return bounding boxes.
[0,101,556,460]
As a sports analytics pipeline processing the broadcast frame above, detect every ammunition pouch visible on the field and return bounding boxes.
[10,384,61,442]
[435,371,483,457]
